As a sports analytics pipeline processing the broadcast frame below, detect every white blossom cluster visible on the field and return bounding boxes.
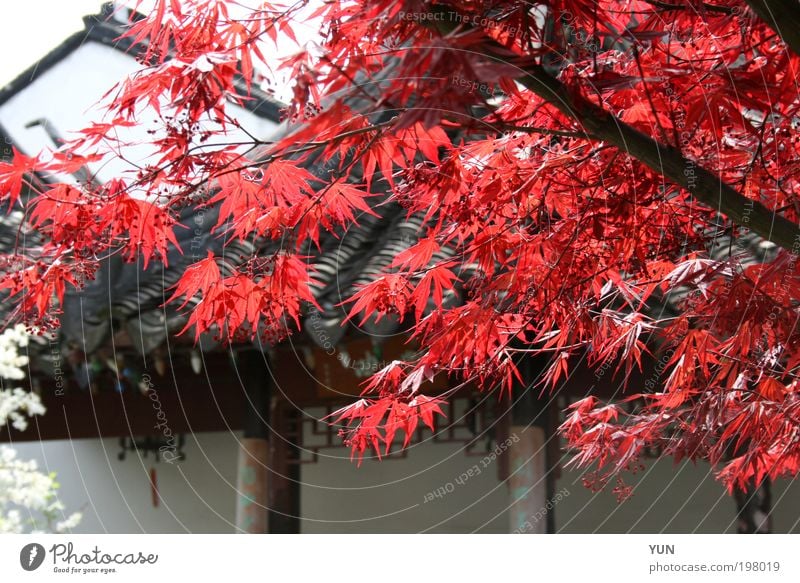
[0,447,82,533]
[0,324,29,380]
[0,388,45,432]
[0,324,82,534]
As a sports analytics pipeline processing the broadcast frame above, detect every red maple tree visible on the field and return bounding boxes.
[2,0,800,495]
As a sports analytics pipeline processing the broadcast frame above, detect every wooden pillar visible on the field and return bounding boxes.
[235,350,271,533]
[267,399,301,533]
[508,358,554,534]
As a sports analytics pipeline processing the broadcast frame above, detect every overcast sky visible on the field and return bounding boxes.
[0,1,319,101]
[0,0,107,87]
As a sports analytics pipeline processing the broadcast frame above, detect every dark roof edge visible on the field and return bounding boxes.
[0,3,285,121]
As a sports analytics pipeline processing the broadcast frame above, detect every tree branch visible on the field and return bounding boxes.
[511,62,800,251]
[746,0,800,57]
[644,1,735,14]
[428,10,800,251]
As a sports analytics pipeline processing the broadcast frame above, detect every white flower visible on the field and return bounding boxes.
[0,325,30,379]
[55,512,83,533]
[0,388,45,432]
[0,326,81,534]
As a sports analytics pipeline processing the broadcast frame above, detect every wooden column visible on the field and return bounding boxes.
[508,358,555,534]
[267,399,301,533]
[235,350,271,533]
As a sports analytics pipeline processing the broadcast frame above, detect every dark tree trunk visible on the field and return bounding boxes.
[733,478,773,534]
[746,0,800,58]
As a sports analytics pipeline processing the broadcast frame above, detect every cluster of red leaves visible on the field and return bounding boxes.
[327,359,445,462]
[1,0,800,493]
[331,395,445,463]
[166,250,320,341]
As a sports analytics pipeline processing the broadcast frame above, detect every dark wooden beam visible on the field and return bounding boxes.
[2,354,246,443]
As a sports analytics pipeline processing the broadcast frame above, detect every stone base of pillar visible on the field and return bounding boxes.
[508,425,547,533]
[236,437,269,533]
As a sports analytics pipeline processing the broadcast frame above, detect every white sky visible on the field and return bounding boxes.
[0,1,321,99]
[0,1,108,87]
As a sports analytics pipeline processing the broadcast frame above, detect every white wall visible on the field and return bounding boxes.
[13,432,241,533]
[299,426,800,533]
[10,426,800,533]
[557,459,800,534]
[300,440,510,533]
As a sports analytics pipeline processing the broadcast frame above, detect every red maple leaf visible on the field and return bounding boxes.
[0,148,37,208]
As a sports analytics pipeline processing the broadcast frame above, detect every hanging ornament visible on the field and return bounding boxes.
[149,467,159,508]
[301,346,315,370]
[154,351,167,376]
[190,350,202,375]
